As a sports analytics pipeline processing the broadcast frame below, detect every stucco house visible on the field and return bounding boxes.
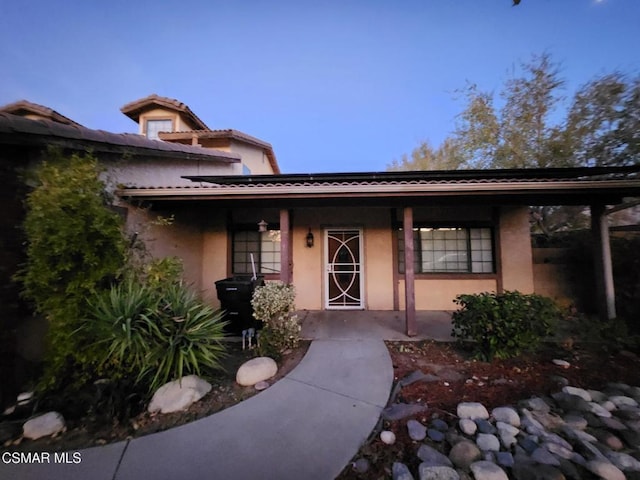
[2,96,640,339]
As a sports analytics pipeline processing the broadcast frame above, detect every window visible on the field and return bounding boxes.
[146,119,173,139]
[398,227,494,274]
[233,230,281,275]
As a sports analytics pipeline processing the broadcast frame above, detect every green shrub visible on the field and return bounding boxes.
[147,282,228,390]
[451,290,560,361]
[143,256,184,292]
[251,281,296,322]
[86,279,227,392]
[87,278,159,378]
[17,150,127,391]
[251,282,300,358]
[255,315,302,358]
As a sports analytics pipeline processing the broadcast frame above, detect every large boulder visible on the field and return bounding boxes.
[148,375,212,414]
[236,357,278,387]
[23,412,65,440]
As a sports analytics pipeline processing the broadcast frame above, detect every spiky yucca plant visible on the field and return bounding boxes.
[87,279,227,392]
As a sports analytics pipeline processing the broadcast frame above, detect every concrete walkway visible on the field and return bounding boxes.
[3,338,393,480]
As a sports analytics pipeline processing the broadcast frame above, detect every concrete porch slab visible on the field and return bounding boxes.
[300,310,454,342]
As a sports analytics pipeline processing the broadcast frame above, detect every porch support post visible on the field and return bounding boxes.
[403,206,417,336]
[591,204,616,320]
[279,209,292,284]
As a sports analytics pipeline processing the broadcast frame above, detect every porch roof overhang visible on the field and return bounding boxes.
[116,166,640,208]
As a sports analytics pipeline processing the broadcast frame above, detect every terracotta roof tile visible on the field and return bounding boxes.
[120,94,209,130]
[0,100,82,126]
[114,166,640,200]
[0,112,240,163]
[159,129,280,174]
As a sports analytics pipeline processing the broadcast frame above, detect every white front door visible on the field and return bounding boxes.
[324,228,364,309]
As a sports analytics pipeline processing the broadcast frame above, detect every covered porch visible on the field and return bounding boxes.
[118,166,640,335]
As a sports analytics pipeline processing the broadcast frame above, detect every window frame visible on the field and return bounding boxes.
[231,224,281,278]
[396,223,496,277]
[145,118,174,140]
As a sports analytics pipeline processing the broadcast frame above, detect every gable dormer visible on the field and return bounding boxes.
[120,94,208,139]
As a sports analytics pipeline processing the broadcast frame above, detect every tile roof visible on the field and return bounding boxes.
[120,95,280,173]
[116,166,640,206]
[0,100,82,126]
[0,112,240,163]
[120,94,209,130]
[159,129,281,174]
[185,166,640,185]
[159,129,273,150]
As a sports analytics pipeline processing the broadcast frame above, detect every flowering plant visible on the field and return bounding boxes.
[251,282,300,356]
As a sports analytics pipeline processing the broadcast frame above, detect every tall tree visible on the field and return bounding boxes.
[454,53,565,169]
[390,53,568,171]
[391,54,640,172]
[565,73,640,167]
[452,84,500,169]
[388,53,640,233]
[388,138,464,171]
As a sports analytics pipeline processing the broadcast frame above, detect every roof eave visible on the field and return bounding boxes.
[117,179,640,205]
[159,130,281,173]
[120,95,209,130]
[184,165,640,185]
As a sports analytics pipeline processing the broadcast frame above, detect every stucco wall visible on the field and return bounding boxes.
[137,107,200,135]
[398,278,498,310]
[201,211,230,305]
[532,248,575,307]
[363,216,395,310]
[126,206,204,291]
[499,206,534,293]
[229,140,274,175]
[106,157,237,188]
[291,207,395,310]
[291,209,324,310]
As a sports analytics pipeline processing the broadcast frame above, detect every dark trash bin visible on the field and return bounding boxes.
[215,276,264,335]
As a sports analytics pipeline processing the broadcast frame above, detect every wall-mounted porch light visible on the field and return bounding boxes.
[306,228,314,248]
[258,219,268,232]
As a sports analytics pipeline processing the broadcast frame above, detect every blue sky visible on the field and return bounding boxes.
[1,0,638,173]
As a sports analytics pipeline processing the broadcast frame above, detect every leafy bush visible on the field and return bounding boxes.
[143,256,184,291]
[17,150,127,391]
[251,281,296,322]
[256,315,302,358]
[451,291,560,361]
[86,278,227,392]
[251,282,300,358]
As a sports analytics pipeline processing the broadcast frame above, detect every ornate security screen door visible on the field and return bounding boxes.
[325,229,364,309]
